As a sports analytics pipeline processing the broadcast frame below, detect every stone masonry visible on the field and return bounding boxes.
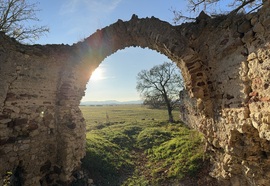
[0,2,270,185]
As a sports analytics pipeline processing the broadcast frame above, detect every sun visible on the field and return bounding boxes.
[90,68,104,81]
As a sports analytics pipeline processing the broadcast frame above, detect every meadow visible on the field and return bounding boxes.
[80,104,180,131]
[79,104,208,186]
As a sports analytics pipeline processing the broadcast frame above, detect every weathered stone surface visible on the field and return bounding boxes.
[253,22,265,33]
[238,19,252,33]
[0,2,270,186]
[179,3,270,186]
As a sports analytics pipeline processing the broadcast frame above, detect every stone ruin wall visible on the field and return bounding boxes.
[0,2,270,185]
[0,40,87,185]
[179,3,270,185]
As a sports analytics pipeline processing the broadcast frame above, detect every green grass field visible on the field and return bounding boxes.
[80,104,180,131]
[79,105,207,186]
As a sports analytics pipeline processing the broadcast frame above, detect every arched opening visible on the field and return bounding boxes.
[73,44,212,185]
[81,47,170,104]
[80,46,182,129]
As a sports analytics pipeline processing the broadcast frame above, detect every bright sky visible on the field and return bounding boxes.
[29,0,199,102]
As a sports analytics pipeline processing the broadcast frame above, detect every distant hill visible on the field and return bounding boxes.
[80,100,143,106]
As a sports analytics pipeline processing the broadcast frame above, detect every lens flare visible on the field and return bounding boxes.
[90,67,104,81]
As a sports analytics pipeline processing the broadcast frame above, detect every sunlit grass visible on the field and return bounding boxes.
[80,105,206,186]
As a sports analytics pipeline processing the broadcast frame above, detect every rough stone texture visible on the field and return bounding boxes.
[179,3,270,186]
[0,2,270,185]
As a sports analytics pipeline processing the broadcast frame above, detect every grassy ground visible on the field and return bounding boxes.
[80,104,179,131]
[79,105,209,186]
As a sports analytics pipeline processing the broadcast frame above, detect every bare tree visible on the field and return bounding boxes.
[0,0,49,43]
[136,62,184,122]
[173,0,264,24]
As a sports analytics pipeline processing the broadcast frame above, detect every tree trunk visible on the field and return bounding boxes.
[167,106,174,123]
[162,91,174,123]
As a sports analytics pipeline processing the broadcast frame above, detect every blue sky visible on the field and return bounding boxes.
[29,0,192,102]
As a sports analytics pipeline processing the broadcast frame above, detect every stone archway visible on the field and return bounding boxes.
[1,2,270,185]
[0,14,210,185]
[54,14,213,184]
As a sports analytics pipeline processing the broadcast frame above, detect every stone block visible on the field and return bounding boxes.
[253,22,265,33]
[238,20,252,33]
[262,17,270,27]
[19,144,30,151]
[242,30,254,44]
[0,118,12,124]
[247,52,257,61]
[262,113,270,124]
